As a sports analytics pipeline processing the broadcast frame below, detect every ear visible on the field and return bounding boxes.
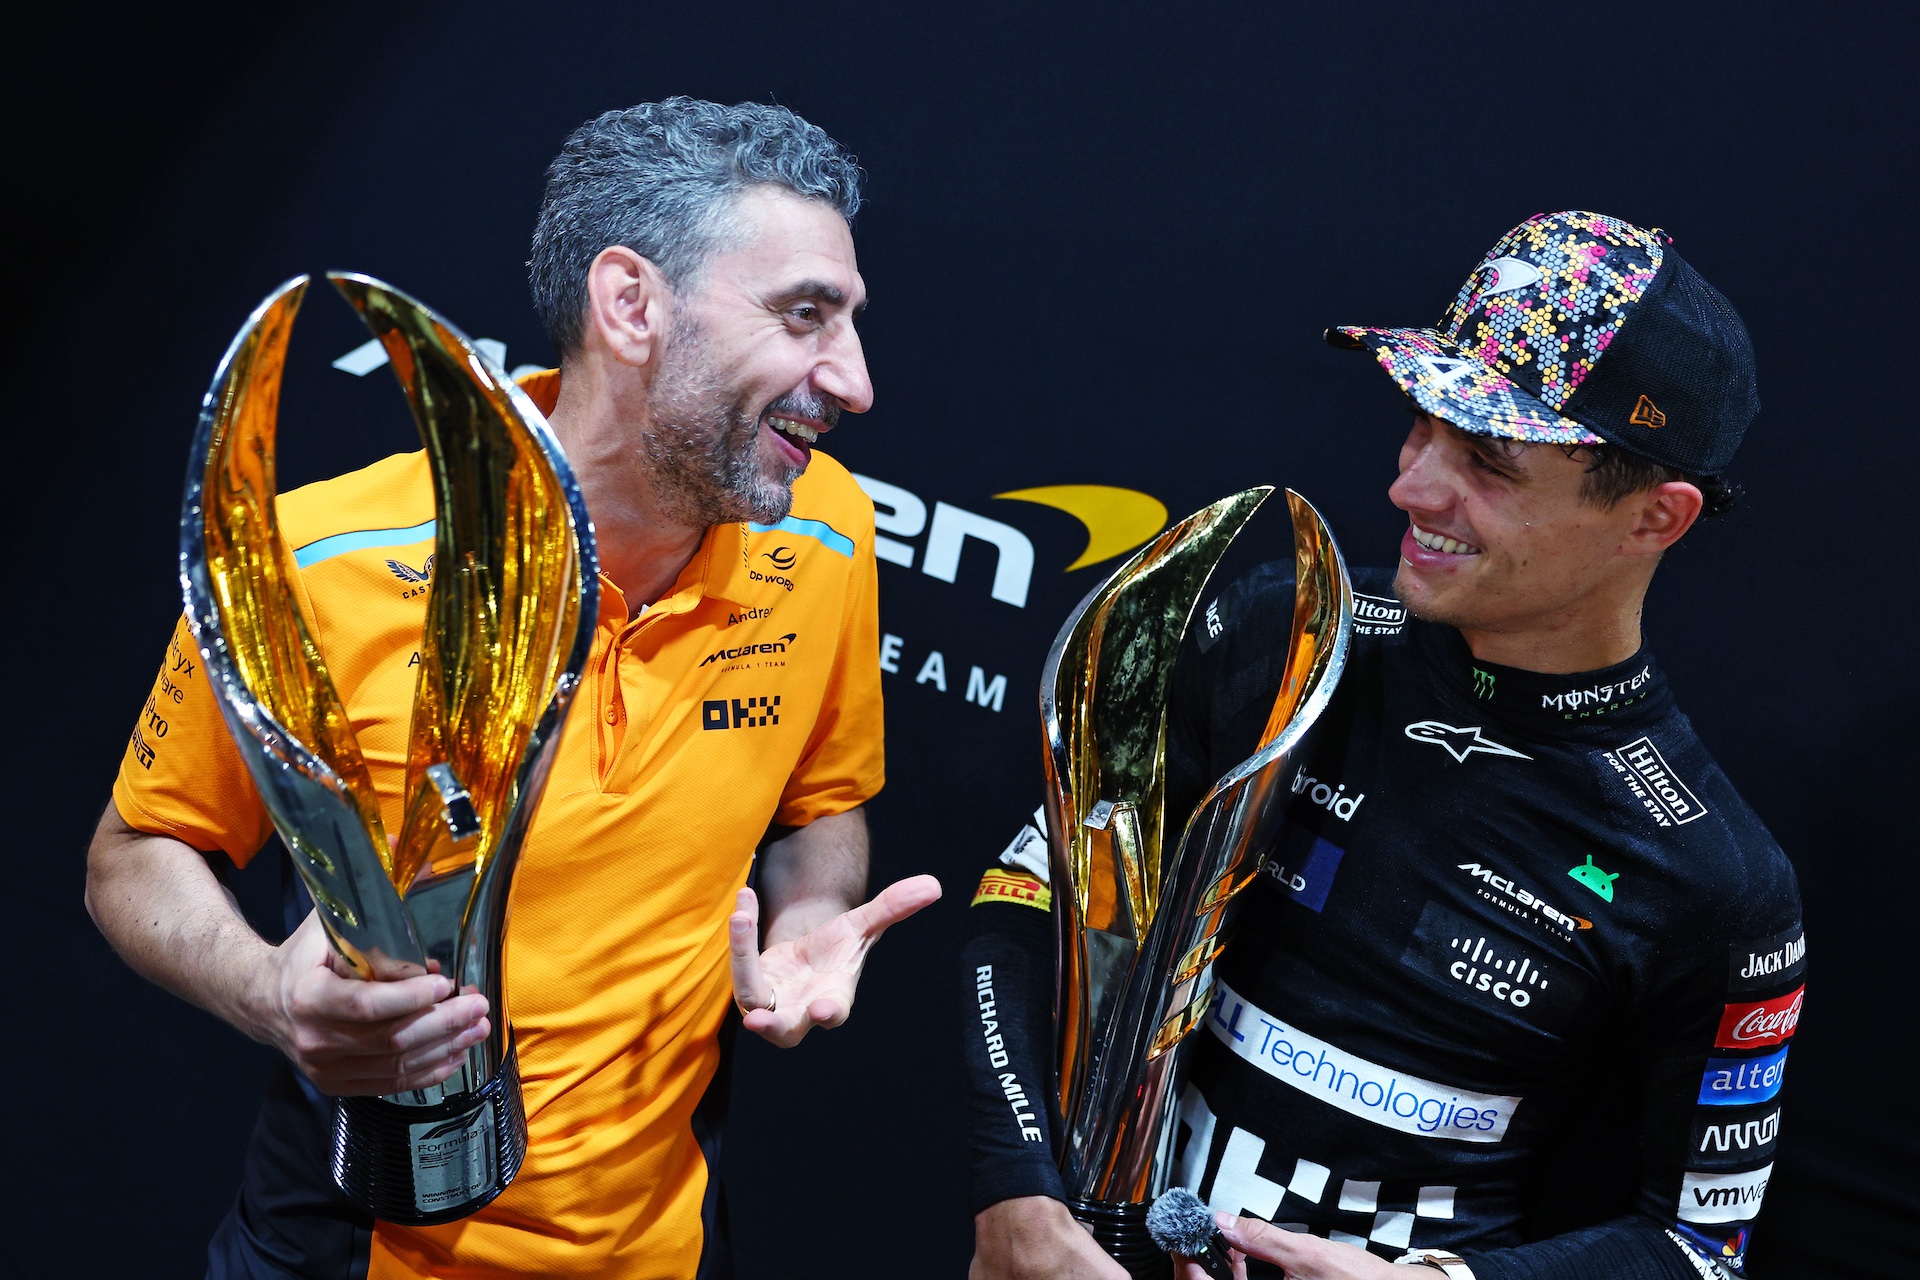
[1623,480,1705,556]
[582,245,669,368]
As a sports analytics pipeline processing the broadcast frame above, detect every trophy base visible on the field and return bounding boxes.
[1069,1198,1172,1280]
[331,1039,528,1225]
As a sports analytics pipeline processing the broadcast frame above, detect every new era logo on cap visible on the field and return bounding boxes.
[1329,211,1760,474]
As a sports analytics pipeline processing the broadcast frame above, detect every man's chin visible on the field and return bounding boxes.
[1393,564,1463,627]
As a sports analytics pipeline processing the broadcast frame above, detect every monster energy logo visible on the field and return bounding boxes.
[1471,667,1496,700]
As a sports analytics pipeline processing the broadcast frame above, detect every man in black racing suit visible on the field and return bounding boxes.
[961,212,1802,1280]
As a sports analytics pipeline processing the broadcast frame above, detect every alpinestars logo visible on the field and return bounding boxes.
[1601,735,1706,827]
[1405,721,1531,763]
[702,696,781,729]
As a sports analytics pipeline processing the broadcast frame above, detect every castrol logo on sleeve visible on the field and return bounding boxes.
[1714,986,1804,1049]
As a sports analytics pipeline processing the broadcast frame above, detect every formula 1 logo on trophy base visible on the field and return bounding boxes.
[181,273,597,1224]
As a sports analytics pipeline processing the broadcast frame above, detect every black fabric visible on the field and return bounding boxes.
[205,1059,373,1280]
[962,884,1069,1213]
[694,1015,738,1280]
[207,852,373,1280]
[1565,247,1761,474]
[962,564,1802,1280]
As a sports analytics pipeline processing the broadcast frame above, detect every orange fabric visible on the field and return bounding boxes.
[112,376,884,1277]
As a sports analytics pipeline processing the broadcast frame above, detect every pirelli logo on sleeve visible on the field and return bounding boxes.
[972,868,1051,911]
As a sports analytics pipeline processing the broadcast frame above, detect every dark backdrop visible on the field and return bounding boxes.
[7,4,1915,1276]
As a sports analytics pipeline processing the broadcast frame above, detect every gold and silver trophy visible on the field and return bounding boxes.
[1041,488,1352,1275]
[181,274,597,1223]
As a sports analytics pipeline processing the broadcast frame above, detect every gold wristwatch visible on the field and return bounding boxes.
[1394,1250,1476,1279]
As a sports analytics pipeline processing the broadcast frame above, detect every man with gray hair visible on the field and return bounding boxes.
[87,97,938,1279]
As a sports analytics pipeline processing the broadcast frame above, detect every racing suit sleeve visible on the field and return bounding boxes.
[1456,828,1803,1280]
[961,809,1069,1212]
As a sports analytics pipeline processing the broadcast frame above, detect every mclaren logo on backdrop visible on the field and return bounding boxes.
[854,475,1170,609]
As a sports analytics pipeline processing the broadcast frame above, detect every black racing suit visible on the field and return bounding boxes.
[961,565,1803,1279]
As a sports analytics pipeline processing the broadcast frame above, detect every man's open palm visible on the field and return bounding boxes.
[730,875,942,1047]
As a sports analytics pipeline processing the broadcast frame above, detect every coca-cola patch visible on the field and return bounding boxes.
[1714,985,1804,1049]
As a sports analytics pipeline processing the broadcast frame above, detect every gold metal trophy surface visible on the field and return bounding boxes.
[181,274,598,1224]
[1042,488,1352,1276]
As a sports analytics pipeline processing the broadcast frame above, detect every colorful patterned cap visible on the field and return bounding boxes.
[1328,211,1759,474]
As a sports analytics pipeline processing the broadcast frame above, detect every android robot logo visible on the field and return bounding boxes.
[1567,855,1619,903]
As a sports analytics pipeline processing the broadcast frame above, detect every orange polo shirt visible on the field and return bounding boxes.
[112,373,884,1278]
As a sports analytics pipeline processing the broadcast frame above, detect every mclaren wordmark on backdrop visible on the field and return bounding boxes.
[341,332,1181,719]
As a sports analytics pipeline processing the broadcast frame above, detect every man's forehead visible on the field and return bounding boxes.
[713,187,863,301]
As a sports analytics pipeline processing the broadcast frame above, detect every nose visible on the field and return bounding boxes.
[1388,422,1452,516]
[813,323,874,415]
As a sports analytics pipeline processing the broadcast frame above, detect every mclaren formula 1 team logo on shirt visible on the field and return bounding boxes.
[1403,721,1532,763]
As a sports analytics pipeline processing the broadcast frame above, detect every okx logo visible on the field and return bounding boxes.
[703,695,782,730]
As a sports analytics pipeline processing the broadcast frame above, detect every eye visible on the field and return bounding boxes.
[786,303,820,326]
[1468,451,1513,481]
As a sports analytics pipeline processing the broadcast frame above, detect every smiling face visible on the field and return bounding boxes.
[639,184,872,526]
[1388,412,1701,665]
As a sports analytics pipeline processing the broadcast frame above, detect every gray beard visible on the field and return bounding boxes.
[638,321,801,529]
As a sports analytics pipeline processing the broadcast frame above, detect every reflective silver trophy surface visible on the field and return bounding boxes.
[181,274,598,1224]
[1042,488,1352,1276]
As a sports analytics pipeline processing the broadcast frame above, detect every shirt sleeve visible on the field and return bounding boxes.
[962,820,1068,1213]
[110,614,274,865]
[774,506,885,826]
[1462,847,1803,1280]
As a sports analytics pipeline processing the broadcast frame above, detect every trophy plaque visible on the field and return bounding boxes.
[1042,487,1352,1275]
[181,273,598,1224]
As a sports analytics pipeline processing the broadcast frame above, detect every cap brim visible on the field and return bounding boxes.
[1328,326,1604,447]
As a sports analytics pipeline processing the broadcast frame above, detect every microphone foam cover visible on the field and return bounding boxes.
[1146,1187,1218,1257]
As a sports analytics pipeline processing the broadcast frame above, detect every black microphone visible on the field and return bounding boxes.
[1146,1187,1234,1279]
